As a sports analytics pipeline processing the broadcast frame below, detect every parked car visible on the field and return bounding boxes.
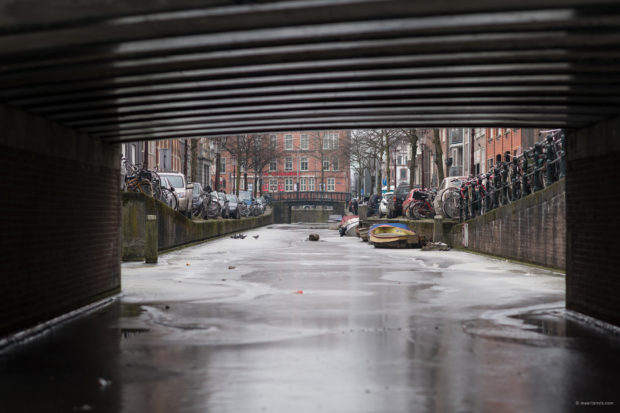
[238,190,253,217]
[190,182,206,218]
[367,193,381,216]
[433,176,468,218]
[387,183,410,218]
[159,172,193,217]
[379,192,392,217]
[252,196,266,216]
[160,176,179,211]
[262,193,273,206]
[218,191,230,218]
[226,193,242,219]
[205,191,222,219]
[402,188,434,219]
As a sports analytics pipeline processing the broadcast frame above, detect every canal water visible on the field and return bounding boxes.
[1,224,618,412]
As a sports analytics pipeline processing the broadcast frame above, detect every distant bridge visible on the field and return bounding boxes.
[270,192,349,223]
[270,191,350,204]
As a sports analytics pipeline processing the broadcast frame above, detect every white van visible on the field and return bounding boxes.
[158,172,193,217]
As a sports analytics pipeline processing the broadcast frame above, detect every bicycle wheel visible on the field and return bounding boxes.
[137,179,153,196]
[412,203,433,220]
[442,190,461,219]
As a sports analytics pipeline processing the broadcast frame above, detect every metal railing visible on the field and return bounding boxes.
[271,191,350,203]
[441,130,566,221]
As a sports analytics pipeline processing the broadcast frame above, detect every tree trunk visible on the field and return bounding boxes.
[321,155,325,192]
[235,162,241,195]
[385,138,391,192]
[215,152,221,191]
[375,157,382,195]
[433,129,445,184]
[409,132,418,189]
[190,139,198,183]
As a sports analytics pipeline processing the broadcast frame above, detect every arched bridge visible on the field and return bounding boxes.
[271,191,350,205]
[270,192,350,223]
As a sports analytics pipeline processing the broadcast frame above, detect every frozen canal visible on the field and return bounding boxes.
[1,224,619,412]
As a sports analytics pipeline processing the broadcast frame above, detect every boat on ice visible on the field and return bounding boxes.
[339,215,359,237]
[368,223,419,248]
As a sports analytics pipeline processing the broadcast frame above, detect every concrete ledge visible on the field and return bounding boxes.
[122,192,273,261]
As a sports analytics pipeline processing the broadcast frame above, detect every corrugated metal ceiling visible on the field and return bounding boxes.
[1,0,620,141]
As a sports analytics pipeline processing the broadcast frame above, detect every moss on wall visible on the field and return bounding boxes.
[122,193,273,260]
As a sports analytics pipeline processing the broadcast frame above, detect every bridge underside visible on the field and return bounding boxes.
[1,0,619,336]
[3,0,620,140]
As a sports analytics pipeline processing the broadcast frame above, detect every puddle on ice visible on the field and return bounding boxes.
[462,302,580,345]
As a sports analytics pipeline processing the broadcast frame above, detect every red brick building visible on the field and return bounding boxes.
[218,130,351,194]
[485,128,539,170]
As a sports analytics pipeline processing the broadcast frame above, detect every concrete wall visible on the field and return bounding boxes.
[0,104,121,337]
[447,180,566,271]
[122,193,273,260]
[566,119,620,327]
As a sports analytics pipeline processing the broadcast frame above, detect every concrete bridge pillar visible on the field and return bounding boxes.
[567,117,620,326]
[0,104,121,337]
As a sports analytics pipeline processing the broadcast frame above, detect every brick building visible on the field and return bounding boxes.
[218,130,351,194]
[438,128,542,178]
[121,138,214,189]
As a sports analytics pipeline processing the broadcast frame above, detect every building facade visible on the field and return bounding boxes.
[218,130,351,194]
[121,138,214,188]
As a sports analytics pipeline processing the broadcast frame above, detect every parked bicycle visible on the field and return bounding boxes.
[445,129,565,221]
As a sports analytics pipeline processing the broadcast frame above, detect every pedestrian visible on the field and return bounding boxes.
[353,198,358,215]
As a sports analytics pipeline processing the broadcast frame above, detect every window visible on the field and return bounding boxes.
[322,132,338,149]
[300,157,308,171]
[285,178,293,192]
[269,179,278,192]
[309,177,315,191]
[300,134,309,150]
[300,178,307,191]
[323,160,330,170]
[159,148,171,170]
[400,168,407,179]
[220,157,226,173]
[285,157,293,171]
[130,144,137,164]
[269,159,277,172]
[332,157,339,171]
[487,158,494,170]
[285,134,293,150]
[327,178,335,192]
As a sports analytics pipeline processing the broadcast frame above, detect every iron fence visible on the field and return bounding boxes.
[441,130,566,221]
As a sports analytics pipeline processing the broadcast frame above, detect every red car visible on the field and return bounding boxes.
[402,189,435,219]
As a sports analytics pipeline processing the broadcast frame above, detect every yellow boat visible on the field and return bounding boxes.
[369,223,419,247]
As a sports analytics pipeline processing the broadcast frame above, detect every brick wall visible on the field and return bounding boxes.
[0,104,121,338]
[447,180,566,270]
[566,120,620,327]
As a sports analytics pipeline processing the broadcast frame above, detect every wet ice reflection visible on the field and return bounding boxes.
[1,224,619,413]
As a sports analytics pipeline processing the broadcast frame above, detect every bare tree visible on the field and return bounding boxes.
[190,139,198,183]
[350,130,375,197]
[433,129,445,183]
[222,135,251,195]
[246,134,283,197]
